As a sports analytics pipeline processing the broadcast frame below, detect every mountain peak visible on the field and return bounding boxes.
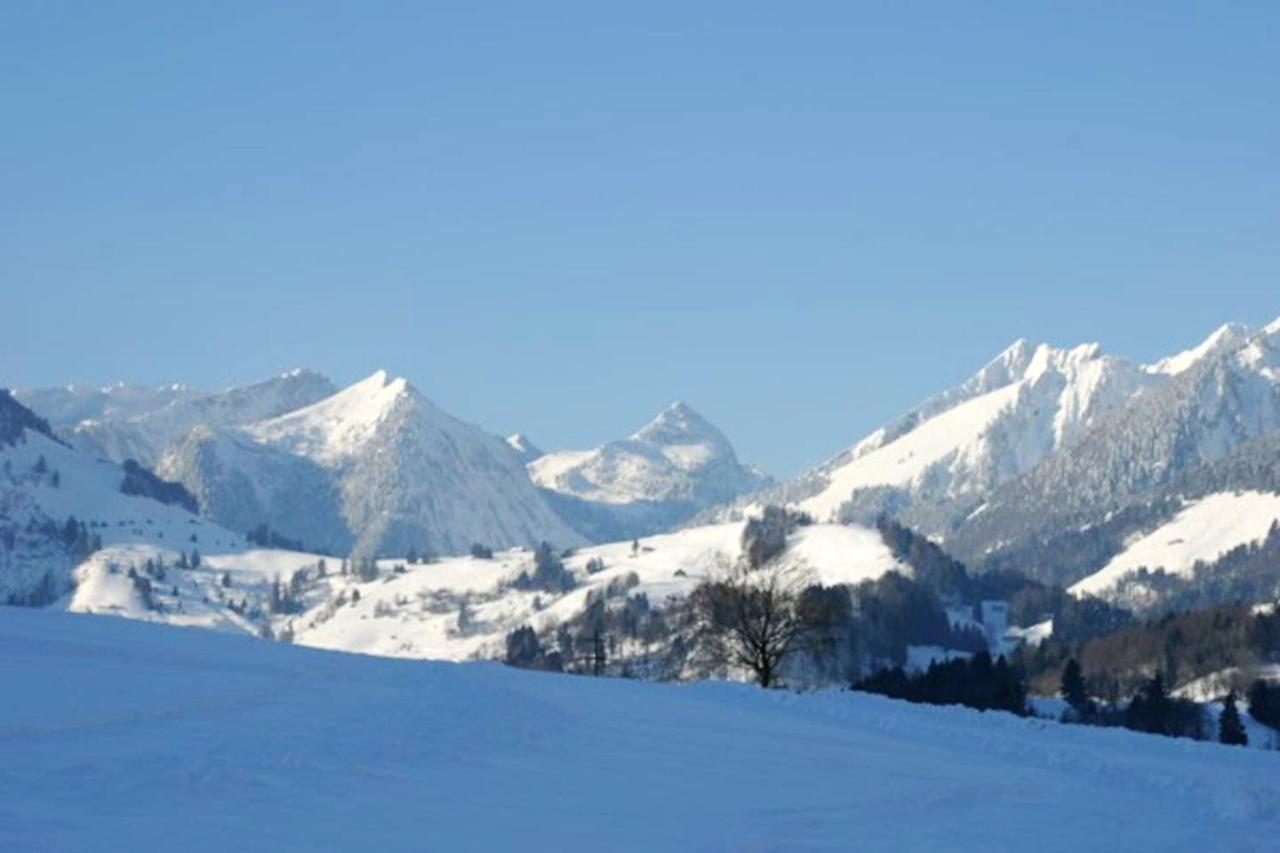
[529,400,768,528]
[633,401,724,446]
[1146,322,1253,376]
[996,338,1033,362]
[343,370,418,404]
[247,369,420,462]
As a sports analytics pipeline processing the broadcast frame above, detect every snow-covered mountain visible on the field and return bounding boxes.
[17,369,338,467]
[682,319,1280,611]
[0,389,250,606]
[159,370,586,557]
[1144,321,1254,376]
[722,336,1170,533]
[14,317,1280,616]
[953,319,1280,586]
[14,381,198,429]
[716,322,1271,540]
[528,402,771,542]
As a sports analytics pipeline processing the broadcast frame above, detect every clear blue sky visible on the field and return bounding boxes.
[3,3,1277,476]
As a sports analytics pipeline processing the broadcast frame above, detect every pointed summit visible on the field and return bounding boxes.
[529,400,770,540]
[993,338,1034,366]
[1146,322,1252,376]
[632,401,728,449]
[248,370,419,463]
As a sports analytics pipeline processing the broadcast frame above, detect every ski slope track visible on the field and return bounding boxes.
[1,608,1277,852]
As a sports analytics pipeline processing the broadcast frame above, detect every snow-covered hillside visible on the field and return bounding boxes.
[3,607,1276,852]
[51,512,908,668]
[18,369,337,467]
[159,371,585,557]
[0,391,252,602]
[290,520,904,662]
[1071,491,1280,598]
[530,401,770,541]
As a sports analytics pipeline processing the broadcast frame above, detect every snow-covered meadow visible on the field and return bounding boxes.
[1,607,1277,852]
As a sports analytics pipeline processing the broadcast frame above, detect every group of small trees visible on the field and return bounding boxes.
[740,505,809,571]
[510,542,576,593]
[855,652,1028,715]
[266,568,312,615]
[1020,603,1277,702]
[125,566,155,610]
[504,625,561,671]
[1057,658,1252,746]
[407,547,440,564]
[58,515,103,562]
[342,556,378,581]
[1120,675,1206,740]
[246,522,305,551]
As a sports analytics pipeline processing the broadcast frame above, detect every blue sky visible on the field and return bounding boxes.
[3,3,1277,476]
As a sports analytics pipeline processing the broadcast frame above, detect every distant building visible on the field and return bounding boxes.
[980,600,1009,648]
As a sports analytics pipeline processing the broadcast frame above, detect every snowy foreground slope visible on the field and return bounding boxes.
[2,608,1277,853]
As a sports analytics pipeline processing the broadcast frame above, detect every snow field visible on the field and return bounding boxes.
[1,607,1277,852]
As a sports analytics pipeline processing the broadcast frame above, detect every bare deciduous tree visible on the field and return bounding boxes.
[693,559,814,688]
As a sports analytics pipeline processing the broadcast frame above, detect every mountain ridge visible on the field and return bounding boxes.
[159,370,586,557]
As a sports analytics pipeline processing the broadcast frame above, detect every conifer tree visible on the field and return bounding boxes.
[1060,658,1088,713]
[1219,691,1248,747]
